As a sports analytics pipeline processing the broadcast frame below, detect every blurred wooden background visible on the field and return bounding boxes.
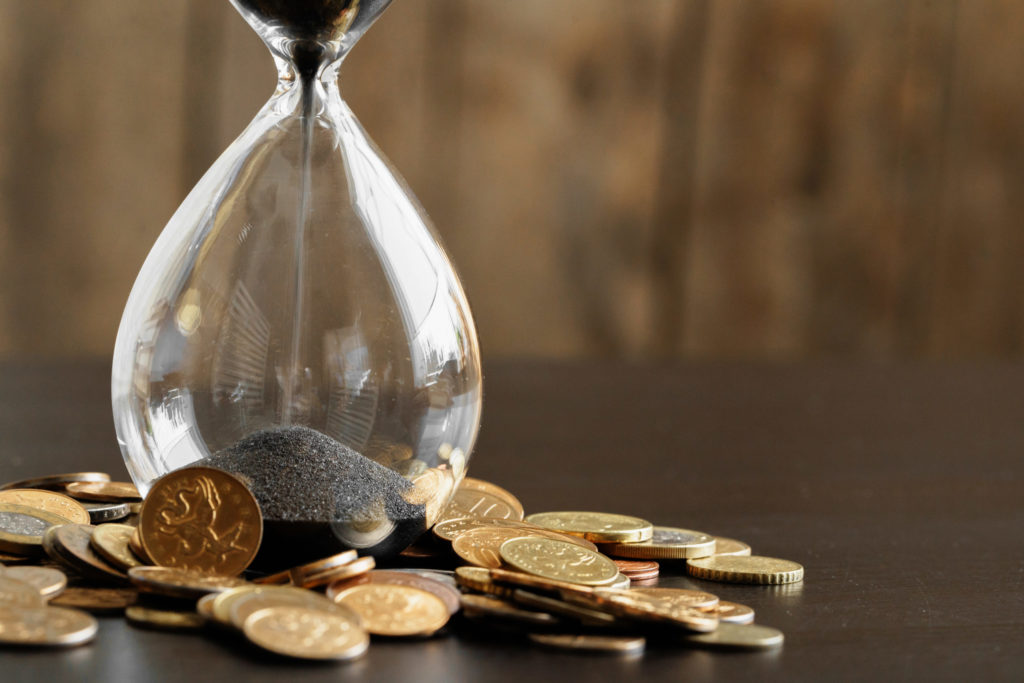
[1,0,1023,359]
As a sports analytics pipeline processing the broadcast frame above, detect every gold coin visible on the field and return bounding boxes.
[685,622,784,649]
[196,593,218,622]
[65,481,142,503]
[244,606,370,661]
[91,524,145,571]
[139,467,262,576]
[252,550,358,586]
[432,517,538,543]
[604,526,715,559]
[0,472,110,492]
[128,566,251,599]
[628,587,719,611]
[2,566,67,599]
[583,588,719,633]
[439,487,525,526]
[0,490,90,525]
[327,570,462,615]
[128,527,153,564]
[525,512,653,543]
[404,468,456,527]
[0,605,98,647]
[454,566,510,597]
[452,526,597,569]
[714,600,755,624]
[511,588,617,627]
[126,605,205,631]
[332,584,449,637]
[529,632,646,655]
[687,555,804,585]
[458,479,524,517]
[294,555,375,589]
[48,587,137,614]
[499,536,620,587]
[42,524,127,581]
[713,537,752,557]
[0,503,74,555]
[460,594,558,626]
[0,575,47,609]
[225,585,360,630]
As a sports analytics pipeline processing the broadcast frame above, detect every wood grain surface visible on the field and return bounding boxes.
[1,1,1023,359]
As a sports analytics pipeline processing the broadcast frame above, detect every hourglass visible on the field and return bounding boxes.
[111,0,482,562]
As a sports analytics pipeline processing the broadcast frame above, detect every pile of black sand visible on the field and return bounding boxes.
[202,425,425,567]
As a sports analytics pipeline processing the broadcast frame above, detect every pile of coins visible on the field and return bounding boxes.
[0,466,803,659]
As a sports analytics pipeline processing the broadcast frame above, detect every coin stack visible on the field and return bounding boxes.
[0,467,803,660]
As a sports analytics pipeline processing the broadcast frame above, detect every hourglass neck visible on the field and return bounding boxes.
[272,51,345,115]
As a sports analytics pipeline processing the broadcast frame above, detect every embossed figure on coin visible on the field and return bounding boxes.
[155,475,248,566]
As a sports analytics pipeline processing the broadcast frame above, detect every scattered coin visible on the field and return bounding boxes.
[452,526,598,569]
[81,501,132,524]
[604,526,716,560]
[433,517,539,543]
[42,524,128,581]
[0,472,110,492]
[529,632,646,655]
[254,550,358,586]
[332,584,449,637]
[1,566,67,599]
[66,481,142,503]
[461,594,559,627]
[687,555,804,585]
[139,467,262,576]
[525,512,654,543]
[243,606,370,661]
[0,489,91,525]
[579,589,719,633]
[0,605,98,647]
[404,469,456,527]
[128,566,251,600]
[713,601,755,624]
[511,589,617,627]
[685,622,784,650]
[440,487,525,525]
[128,527,153,564]
[499,536,620,587]
[457,479,525,518]
[126,605,206,632]
[0,576,47,609]
[0,503,74,555]
[296,555,376,589]
[712,537,752,557]
[326,569,462,615]
[223,585,360,630]
[91,524,145,571]
[49,587,138,614]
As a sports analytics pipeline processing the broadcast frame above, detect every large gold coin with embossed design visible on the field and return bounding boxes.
[0,605,98,646]
[499,536,619,586]
[525,511,653,543]
[332,584,449,636]
[139,467,262,576]
[244,605,369,661]
[0,490,90,525]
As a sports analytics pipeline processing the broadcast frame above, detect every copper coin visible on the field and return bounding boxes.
[326,569,462,615]
[128,566,251,599]
[2,566,67,599]
[0,490,90,525]
[0,472,110,492]
[49,587,138,614]
[625,570,660,582]
[66,481,142,503]
[139,467,262,576]
[613,560,659,576]
[42,524,128,581]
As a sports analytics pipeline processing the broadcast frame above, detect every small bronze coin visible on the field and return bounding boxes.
[42,524,128,581]
[685,622,784,650]
[91,524,145,571]
[139,467,262,576]
[49,587,138,614]
[326,569,462,615]
[0,490,91,525]
[613,560,660,581]
[525,512,653,543]
[81,501,132,524]
[529,632,646,655]
[460,594,558,626]
[243,606,370,661]
[713,537,752,557]
[0,472,110,492]
[0,576,47,609]
[714,601,755,624]
[2,566,67,599]
[128,566,251,600]
[66,481,142,503]
[0,605,98,647]
[126,605,205,632]
[0,503,74,555]
[499,537,620,587]
[687,555,804,585]
[603,526,716,560]
[332,584,450,637]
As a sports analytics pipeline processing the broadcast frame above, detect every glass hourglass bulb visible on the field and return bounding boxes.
[111,0,482,562]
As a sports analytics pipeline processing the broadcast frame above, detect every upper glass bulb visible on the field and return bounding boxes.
[111,0,482,563]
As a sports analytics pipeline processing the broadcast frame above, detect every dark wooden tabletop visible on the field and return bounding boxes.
[1,359,1022,682]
